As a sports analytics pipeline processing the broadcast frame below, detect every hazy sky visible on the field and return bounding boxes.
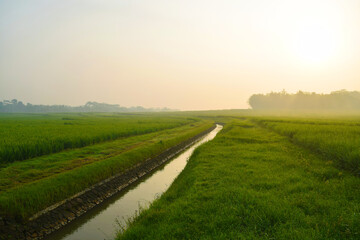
[1,0,360,110]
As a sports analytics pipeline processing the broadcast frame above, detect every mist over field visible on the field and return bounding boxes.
[1,2,360,239]
[1,0,360,110]
[0,99,173,113]
[3,89,360,113]
[249,90,360,110]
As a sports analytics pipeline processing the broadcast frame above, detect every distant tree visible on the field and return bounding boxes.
[0,100,173,113]
[248,90,360,110]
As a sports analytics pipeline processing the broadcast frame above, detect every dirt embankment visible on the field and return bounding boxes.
[0,125,216,240]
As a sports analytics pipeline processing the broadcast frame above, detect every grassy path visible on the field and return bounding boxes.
[118,120,360,239]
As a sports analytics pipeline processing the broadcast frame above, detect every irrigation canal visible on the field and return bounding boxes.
[46,124,223,240]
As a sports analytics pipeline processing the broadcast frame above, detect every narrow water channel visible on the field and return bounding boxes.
[47,124,222,240]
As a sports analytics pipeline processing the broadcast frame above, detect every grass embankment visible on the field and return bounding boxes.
[118,120,360,239]
[0,115,213,220]
[0,113,195,163]
[252,117,360,176]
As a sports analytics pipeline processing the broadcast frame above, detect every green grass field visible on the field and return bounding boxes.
[0,113,213,220]
[0,113,196,164]
[252,117,360,176]
[118,117,360,239]
[2,111,360,239]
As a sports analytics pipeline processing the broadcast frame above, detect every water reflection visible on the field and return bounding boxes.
[48,125,222,240]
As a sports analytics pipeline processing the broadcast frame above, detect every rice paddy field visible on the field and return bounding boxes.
[0,113,213,220]
[117,115,360,240]
[1,111,360,239]
[0,113,197,164]
[252,117,360,176]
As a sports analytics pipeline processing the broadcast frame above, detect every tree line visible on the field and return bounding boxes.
[248,90,360,110]
[0,100,172,113]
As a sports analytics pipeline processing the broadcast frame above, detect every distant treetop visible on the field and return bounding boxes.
[248,90,360,110]
[0,100,173,113]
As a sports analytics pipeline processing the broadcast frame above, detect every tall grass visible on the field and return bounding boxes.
[252,118,360,176]
[117,120,360,239]
[0,113,196,163]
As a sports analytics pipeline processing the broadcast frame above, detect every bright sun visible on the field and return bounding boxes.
[292,22,338,64]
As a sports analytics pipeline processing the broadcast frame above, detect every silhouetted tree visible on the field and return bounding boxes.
[248,90,360,110]
[0,100,171,113]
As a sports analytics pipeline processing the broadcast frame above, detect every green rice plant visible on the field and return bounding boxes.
[117,120,360,239]
[0,119,213,220]
[252,117,360,176]
[0,113,197,163]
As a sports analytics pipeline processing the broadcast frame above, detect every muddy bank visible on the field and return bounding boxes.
[0,125,216,240]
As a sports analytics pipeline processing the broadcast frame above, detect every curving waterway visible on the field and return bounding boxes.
[47,124,222,240]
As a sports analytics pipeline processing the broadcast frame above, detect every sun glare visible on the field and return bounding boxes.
[292,21,339,64]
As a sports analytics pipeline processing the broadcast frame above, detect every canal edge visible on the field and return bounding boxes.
[0,124,218,240]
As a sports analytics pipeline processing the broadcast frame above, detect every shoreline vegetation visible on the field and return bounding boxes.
[117,116,360,240]
[0,123,217,240]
